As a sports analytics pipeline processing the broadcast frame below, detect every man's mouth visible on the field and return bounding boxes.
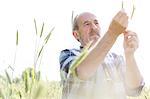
[88,35,100,47]
[90,35,100,41]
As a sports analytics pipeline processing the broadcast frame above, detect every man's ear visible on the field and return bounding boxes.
[73,31,80,42]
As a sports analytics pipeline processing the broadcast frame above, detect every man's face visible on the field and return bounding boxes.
[76,12,101,47]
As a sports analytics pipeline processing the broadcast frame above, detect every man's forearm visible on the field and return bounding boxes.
[77,31,119,80]
[125,54,143,89]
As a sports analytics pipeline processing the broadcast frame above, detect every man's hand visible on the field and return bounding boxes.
[123,30,139,55]
[108,10,128,36]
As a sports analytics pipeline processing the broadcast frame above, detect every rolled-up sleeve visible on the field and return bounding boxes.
[125,80,145,96]
[60,50,76,72]
[115,54,145,96]
[59,49,80,80]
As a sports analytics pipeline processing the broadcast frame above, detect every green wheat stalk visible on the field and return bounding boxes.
[16,30,19,46]
[131,3,135,19]
[8,30,19,79]
[121,0,136,20]
[38,45,44,59]
[17,91,22,99]
[37,27,54,60]
[36,27,54,70]
[31,68,35,82]
[24,71,29,93]
[34,19,54,71]
[34,19,38,70]
[40,22,44,38]
[44,27,54,44]
[69,41,92,77]
[14,30,19,63]
[34,19,38,35]
[5,70,12,84]
[122,1,124,9]
[8,65,14,72]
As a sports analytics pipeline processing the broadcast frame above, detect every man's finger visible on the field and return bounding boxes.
[113,11,123,20]
[114,10,126,20]
[122,15,128,27]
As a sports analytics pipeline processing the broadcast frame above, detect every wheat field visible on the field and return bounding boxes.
[0,19,149,99]
[0,71,150,99]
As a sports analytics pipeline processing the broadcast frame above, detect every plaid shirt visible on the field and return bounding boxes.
[59,48,81,79]
[59,48,144,97]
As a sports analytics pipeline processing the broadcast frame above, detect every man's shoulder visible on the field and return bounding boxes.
[59,48,81,69]
[59,48,81,80]
[60,48,81,57]
[61,48,81,53]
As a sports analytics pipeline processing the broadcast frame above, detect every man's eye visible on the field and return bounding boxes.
[95,22,99,25]
[85,23,90,25]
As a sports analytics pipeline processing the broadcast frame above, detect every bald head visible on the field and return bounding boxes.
[72,12,97,31]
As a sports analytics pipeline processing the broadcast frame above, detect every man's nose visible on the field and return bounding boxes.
[91,23,98,30]
[91,23,99,33]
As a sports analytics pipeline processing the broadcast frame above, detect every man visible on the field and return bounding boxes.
[59,10,144,99]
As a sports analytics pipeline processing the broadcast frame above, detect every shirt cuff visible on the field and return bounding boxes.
[126,80,145,96]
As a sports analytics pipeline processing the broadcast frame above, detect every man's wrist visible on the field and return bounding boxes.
[125,52,134,58]
[107,29,119,38]
[108,19,127,36]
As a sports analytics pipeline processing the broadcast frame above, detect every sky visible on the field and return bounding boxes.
[0,0,150,85]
